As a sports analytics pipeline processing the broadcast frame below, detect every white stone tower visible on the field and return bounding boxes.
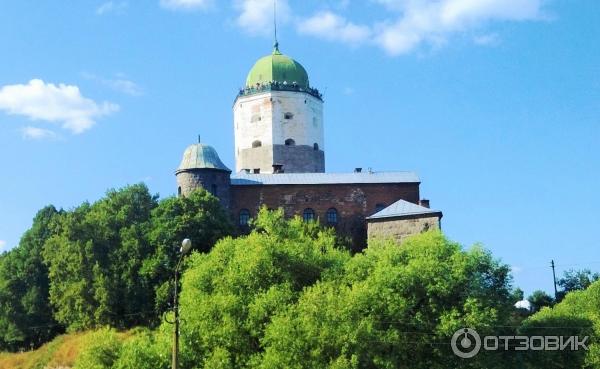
[233,42,324,174]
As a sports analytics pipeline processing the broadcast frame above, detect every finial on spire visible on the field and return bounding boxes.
[273,0,279,52]
[198,134,201,144]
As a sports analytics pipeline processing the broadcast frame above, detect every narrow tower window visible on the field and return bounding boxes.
[252,140,262,148]
[239,209,250,226]
[285,138,295,146]
[178,187,182,197]
[313,143,319,151]
[303,208,316,222]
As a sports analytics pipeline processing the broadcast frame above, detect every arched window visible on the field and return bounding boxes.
[177,187,182,197]
[252,140,262,148]
[284,112,294,120]
[239,209,250,226]
[326,208,338,225]
[285,138,295,146]
[303,208,315,222]
[375,203,387,213]
[313,143,319,151]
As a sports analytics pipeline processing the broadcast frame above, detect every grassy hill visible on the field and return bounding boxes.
[0,331,132,369]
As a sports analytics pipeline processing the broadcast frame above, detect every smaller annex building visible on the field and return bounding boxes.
[175,42,443,248]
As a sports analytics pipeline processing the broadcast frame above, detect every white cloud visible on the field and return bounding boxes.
[0,79,119,134]
[297,11,371,45]
[234,0,291,36]
[298,0,545,55]
[96,1,128,15]
[83,73,143,96]
[160,0,213,11]
[21,126,59,140]
[473,33,500,46]
[377,0,544,54]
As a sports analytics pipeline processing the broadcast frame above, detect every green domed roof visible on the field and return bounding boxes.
[177,143,231,172]
[245,43,310,89]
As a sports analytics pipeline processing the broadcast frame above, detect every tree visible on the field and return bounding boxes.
[113,209,516,369]
[0,206,63,351]
[527,290,554,313]
[42,185,233,332]
[146,189,234,312]
[43,184,159,330]
[557,269,600,301]
[259,232,516,369]
[175,207,349,369]
[521,281,600,368]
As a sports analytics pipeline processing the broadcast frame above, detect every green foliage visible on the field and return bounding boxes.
[73,328,123,369]
[557,269,600,301]
[108,209,515,369]
[527,290,554,313]
[259,232,515,369]
[176,207,350,368]
[41,185,233,332]
[521,281,600,368]
[146,189,234,312]
[0,206,63,351]
[43,184,159,331]
[113,328,170,369]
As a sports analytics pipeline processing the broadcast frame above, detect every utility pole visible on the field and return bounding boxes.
[551,259,558,301]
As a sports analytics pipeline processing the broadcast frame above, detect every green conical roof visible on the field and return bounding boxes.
[245,43,310,89]
[177,143,231,172]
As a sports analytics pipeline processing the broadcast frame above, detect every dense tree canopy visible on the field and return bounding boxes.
[95,208,518,369]
[0,185,233,350]
[0,206,62,350]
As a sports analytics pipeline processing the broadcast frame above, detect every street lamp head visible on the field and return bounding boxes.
[181,238,192,255]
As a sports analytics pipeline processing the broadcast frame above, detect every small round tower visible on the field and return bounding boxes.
[175,142,232,209]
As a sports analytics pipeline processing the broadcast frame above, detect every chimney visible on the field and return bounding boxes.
[354,167,362,173]
[419,199,430,208]
[272,164,284,174]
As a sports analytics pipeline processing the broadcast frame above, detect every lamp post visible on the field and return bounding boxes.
[172,238,192,369]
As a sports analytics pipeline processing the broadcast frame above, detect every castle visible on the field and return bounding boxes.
[175,42,442,248]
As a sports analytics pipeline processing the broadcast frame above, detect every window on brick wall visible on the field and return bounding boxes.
[303,208,315,222]
[239,209,250,226]
[326,208,338,225]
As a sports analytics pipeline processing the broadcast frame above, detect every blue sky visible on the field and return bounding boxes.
[0,0,598,295]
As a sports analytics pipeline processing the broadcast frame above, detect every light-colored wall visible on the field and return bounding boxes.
[233,90,324,173]
[367,215,441,244]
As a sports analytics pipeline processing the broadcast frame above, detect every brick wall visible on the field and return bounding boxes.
[230,182,420,249]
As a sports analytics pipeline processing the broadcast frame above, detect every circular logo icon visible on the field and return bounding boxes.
[451,328,482,359]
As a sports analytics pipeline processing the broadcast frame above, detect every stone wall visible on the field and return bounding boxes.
[230,182,420,250]
[367,215,441,244]
[176,169,231,209]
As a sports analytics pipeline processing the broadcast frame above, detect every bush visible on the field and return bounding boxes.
[73,328,122,369]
